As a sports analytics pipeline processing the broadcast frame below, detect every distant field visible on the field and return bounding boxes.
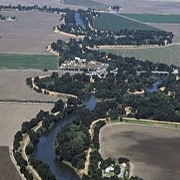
[123,14,180,23]
[0,54,58,70]
[63,0,107,9]
[103,44,180,66]
[93,13,158,31]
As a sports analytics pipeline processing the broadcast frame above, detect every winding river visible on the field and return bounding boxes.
[35,95,96,180]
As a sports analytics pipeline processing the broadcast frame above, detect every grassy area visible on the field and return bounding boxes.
[93,13,158,31]
[0,54,58,70]
[103,44,180,66]
[63,0,107,9]
[123,117,180,128]
[123,14,180,23]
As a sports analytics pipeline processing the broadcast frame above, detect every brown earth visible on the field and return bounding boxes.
[0,69,56,179]
[0,69,59,102]
[1,1,180,55]
[99,123,180,180]
[0,69,62,146]
[0,146,21,180]
[0,10,70,55]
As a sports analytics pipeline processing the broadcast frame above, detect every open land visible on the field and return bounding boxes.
[0,70,59,102]
[93,13,158,31]
[0,69,57,179]
[93,0,180,14]
[1,0,180,179]
[0,70,58,147]
[0,146,21,180]
[104,44,180,66]
[0,10,71,55]
[0,54,58,70]
[100,123,180,180]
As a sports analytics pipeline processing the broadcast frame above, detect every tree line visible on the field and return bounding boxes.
[56,8,174,46]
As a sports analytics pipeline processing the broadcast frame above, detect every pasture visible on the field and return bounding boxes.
[100,123,180,180]
[93,13,158,31]
[123,14,180,23]
[0,54,58,70]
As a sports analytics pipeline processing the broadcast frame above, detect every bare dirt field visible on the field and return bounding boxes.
[0,69,58,179]
[0,10,71,55]
[0,69,59,101]
[99,123,180,180]
[1,0,180,55]
[0,146,21,180]
[0,0,85,10]
[0,69,60,146]
[0,102,53,147]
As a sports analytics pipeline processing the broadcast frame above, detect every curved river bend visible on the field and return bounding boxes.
[35,95,96,180]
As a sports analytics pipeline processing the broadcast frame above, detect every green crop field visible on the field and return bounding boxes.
[0,54,58,70]
[63,0,107,9]
[103,44,180,67]
[123,14,180,23]
[93,13,158,31]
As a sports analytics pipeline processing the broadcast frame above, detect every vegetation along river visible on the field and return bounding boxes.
[35,95,96,180]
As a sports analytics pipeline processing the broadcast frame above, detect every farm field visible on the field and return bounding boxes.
[100,123,180,180]
[0,102,53,147]
[0,69,58,147]
[0,69,59,102]
[0,54,58,70]
[93,0,180,14]
[0,146,21,180]
[63,0,106,9]
[103,44,180,66]
[1,0,180,179]
[0,10,70,55]
[123,14,180,23]
[93,13,158,31]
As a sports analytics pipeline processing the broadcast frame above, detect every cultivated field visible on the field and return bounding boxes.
[100,123,180,180]
[1,0,180,179]
[104,44,180,66]
[123,14,180,23]
[0,69,59,102]
[0,146,21,180]
[0,54,58,70]
[63,0,107,9]
[0,69,59,147]
[93,13,157,31]
[0,102,54,147]
[0,10,70,55]
[93,0,180,14]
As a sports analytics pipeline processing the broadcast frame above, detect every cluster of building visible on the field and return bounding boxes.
[108,5,123,13]
[59,57,109,78]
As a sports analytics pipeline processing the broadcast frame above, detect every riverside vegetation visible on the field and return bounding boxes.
[12,5,180,180]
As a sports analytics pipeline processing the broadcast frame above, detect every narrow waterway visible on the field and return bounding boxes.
[74,12,85,29]
[35,95,96,180]
[146,79,162,93]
